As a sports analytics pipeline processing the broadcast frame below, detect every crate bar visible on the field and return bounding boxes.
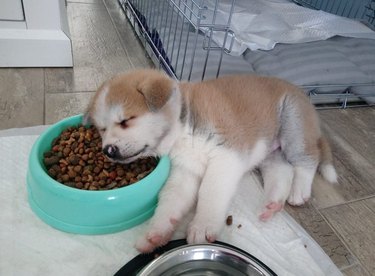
[178,1,195,80]
[215,0,236,78]
[120,0,176,79]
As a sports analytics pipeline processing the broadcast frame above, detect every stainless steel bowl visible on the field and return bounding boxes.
[138,243,275,276]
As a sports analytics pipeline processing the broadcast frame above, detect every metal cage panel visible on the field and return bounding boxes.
[119,0,375,109]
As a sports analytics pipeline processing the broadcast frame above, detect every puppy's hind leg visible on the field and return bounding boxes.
[287,164,317,206]
[259,150,293,221]
[278,94,320,206]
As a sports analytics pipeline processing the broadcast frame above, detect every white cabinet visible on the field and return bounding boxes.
[0,0,24,20]
[0,0,73,67]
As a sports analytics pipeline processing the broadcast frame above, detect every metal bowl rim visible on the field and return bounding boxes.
[138,242,275,276]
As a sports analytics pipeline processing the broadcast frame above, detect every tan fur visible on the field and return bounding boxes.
[318,136,334,165]
[86,70,175,127]
[180,75,320,156]
[87,69,323,161]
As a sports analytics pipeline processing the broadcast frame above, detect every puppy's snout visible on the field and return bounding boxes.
[103,145,119,159]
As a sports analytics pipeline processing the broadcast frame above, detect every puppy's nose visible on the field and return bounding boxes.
[103,145,119,159]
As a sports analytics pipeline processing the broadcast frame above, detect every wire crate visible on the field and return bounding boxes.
[293,0,375,28]
[119,0,375,109]
[119,0,239,81]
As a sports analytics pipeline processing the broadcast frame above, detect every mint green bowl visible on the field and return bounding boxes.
[26,114,170,235]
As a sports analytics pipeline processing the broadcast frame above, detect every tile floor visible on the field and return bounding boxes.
[0,0,374,275]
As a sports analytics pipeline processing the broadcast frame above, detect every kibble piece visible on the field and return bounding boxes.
[69,155,80,166]
[44,156,60,166]
[61,174,70,182]
[81,154,89,161]
[48,168,57,177]
[68,170,77,179]
[226,215,233,226]
[63,147,71,157]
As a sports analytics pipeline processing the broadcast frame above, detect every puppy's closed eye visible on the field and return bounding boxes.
[118,116,136,129]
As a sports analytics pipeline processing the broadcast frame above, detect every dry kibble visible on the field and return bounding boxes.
[48,168,57,177]
[69,155,80,166]
[82,154,90,161]
[68,170,77,179]
[105,182,118,189]
[62,147,71,157]
[75,182,83,189]
[44,156,60,166]
[117,168,125,177]
[226,215,233,226]
[109,171,117,179]
[43,124,157,190]
[61,174,70,182]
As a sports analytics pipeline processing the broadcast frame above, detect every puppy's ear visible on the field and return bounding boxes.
[82,95,96,126]
[82,111,91,126]
[137,74,176,112]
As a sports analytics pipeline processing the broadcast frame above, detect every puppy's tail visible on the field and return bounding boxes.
[318,136,338,183]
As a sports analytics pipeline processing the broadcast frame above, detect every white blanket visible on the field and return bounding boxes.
[0,129,342,276]
[201,0,375,54]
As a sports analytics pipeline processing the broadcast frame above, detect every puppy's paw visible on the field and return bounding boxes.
[287,188,309,206]
[187,218,220,244]
[259,201,284,221]
[135,218,178,253]
[135,236,158,253]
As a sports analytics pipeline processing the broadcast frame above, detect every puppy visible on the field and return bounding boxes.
[84,69,337,253]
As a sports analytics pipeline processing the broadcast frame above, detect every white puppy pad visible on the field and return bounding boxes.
[0,131,341,275]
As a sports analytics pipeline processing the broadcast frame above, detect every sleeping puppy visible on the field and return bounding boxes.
[84,69,337,253]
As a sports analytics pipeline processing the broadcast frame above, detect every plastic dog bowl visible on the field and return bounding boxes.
[26,114,170,235]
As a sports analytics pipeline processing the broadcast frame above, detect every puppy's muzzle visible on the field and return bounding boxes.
[103,145,120,159]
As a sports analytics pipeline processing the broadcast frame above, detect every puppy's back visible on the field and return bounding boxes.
[179,75,317,150]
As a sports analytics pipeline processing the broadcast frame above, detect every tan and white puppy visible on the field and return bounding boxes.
[84,69,337,253]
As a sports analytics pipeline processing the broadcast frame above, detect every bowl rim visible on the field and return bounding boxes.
[29,114,169,196]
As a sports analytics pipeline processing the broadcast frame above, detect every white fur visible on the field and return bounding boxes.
[258,151,294,220]
[261,151,293,204]
[135,121,269,251]
[187,140,267,244]
[319,164,338,183]
[287,165,317,206]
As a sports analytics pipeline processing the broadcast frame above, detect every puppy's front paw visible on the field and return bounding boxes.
[187,218,221,244]
[135,235,158,253]
[135,218,178,253]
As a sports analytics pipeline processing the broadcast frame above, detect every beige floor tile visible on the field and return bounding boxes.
[320,197,375,274]
[45,2,133,94]
[45,92,94,124]
[68,0,103,4]
[319,108,375,165]
[311,108,375,209]
[0,69,44,130]
[285,203,356,269]
[341,264,370,276]
[103,0,154,69]
[311,175,347,209]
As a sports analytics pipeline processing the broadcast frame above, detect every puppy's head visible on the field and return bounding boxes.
[84,69,178,163]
